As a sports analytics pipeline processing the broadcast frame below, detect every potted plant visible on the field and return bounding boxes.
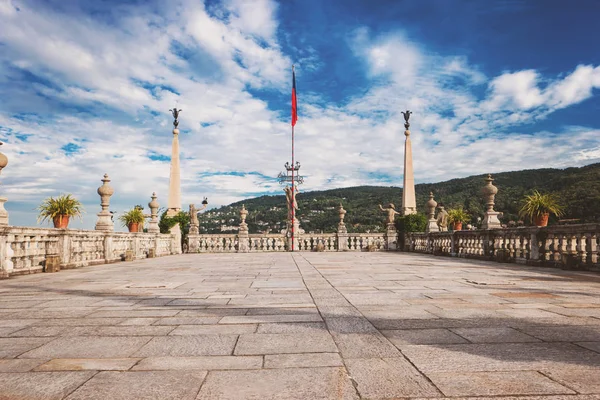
[119,206,145,232]
[37,194,84,229]
[519,190,564,227]
[447,206,470,231]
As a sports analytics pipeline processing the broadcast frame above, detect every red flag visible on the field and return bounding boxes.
[291,66,298,127]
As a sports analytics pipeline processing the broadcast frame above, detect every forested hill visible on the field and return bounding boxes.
[198,163,600,234]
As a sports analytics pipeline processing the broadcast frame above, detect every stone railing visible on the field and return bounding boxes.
[404,223,600,271]
[187,231,396,253]
[0,226,179,278]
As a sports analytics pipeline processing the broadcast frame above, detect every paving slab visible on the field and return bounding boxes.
[170,324,258,335]
[256,321,327,334]
[0,371,96,400]
[428,371,575,396]
[234,332,337,355]
[264,353,343,368]
[345,357,441,398]
[19,336,151,359]
[0,358,47,372]
[35,358,140,371]
[0,337,53,358]
[133,356,262,370]
[542,368,600,394]
[382,328,470,345]
[133,335,238,357]
[65,370,206,400]
[450,327,541,343]
[196,367,358,400]
[401,342,600,373]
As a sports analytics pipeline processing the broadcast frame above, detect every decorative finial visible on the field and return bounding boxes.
[169,107,182,128]
[401,110,412,130]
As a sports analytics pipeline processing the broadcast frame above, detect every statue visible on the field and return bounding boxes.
[379,203,400,225]
[284,184,299,222]
[169,107,182,127]
[436,204,449,232]
[189,203,199,226]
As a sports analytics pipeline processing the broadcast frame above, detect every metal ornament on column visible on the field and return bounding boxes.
[426,192,439,232]
[481,174,502,229]
[95,173,114,231]
[147,192,160,233]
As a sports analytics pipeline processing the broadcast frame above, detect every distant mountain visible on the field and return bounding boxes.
[198,163,600,234]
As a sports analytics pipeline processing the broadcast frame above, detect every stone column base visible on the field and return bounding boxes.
[385,225,398,251]
[426,219,439,233]
[482,211,502,229]
[95,212,113,232]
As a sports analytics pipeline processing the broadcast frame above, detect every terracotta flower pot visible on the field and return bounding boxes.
[453,222,463,231]
[53,215,70,229]
[128,222,140,233]
[534,213,549,227]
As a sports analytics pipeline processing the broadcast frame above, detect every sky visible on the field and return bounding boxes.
[1,0,599,230]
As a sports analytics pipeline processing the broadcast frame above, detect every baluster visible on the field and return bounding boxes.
[576,234,586,264]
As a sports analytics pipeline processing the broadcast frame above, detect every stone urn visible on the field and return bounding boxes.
[53,215,70,229]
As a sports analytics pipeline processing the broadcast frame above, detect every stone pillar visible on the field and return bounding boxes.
[385,223,398,251]
[0,198,8,227]
[426,192,439,233]
[481,174,502,229]
[95,174,114,232]
[0,232,13,278]
[147,193,160,233]
[167,125,182,217]
[237,205,249,253]
[401,112,417,215]
[337,204,348,251]
[0,142,9,227]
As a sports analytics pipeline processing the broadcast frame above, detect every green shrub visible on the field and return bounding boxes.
[395,213,427,233]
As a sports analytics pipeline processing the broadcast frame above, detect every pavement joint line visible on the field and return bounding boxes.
[537,369,583,395]
[293,253,445,398]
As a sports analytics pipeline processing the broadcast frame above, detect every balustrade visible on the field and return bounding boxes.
[404,224,600,271]
[0,227,178,278]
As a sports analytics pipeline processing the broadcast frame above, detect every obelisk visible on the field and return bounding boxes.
[401,110,417,215]
[167,107,182,217]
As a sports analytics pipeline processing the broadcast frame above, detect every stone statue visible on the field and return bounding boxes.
[240,204,248,225]
[284,185,299,222]
[436,204,449,232]
[169,107,182,127]
[379,203,400,225]
[189,203,199,227]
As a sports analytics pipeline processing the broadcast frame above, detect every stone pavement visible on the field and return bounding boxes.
[1,252,600,400]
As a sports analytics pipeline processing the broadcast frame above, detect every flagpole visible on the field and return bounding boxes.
[291,65,295,252]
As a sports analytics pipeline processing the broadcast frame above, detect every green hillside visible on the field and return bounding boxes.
[198,163,600,234]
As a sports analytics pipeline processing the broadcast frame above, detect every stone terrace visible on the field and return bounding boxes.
[1,252,600,399]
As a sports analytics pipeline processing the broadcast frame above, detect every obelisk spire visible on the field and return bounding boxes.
[167,107,182,217]
[401,110,417,215]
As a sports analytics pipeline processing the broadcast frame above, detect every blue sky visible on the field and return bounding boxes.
[1,0,599,229]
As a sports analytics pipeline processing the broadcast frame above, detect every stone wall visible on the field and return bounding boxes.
[404,223,600,271]
[0,226,179,278]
